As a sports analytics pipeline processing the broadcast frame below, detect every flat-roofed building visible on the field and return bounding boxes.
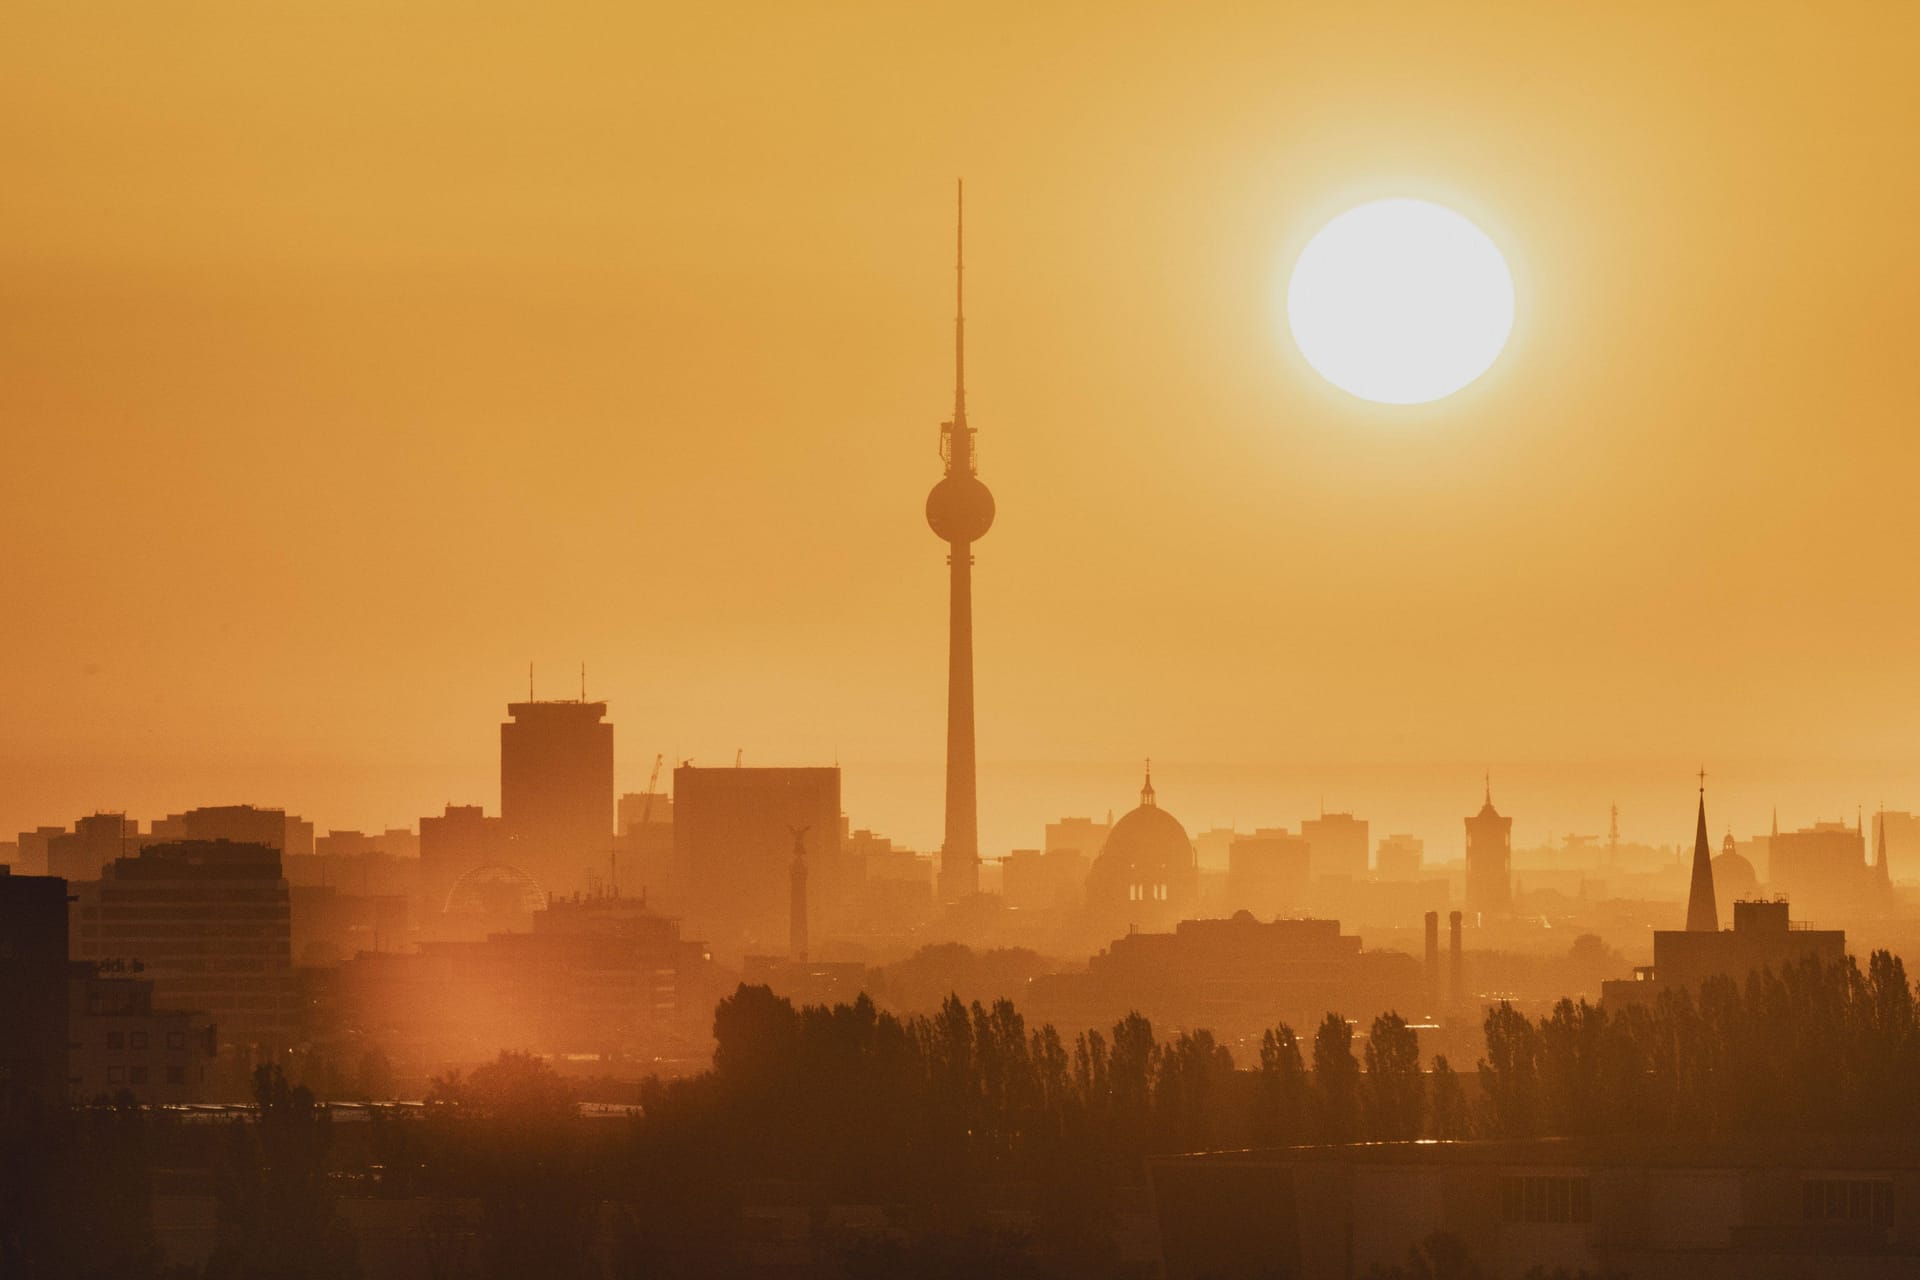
[1604,898,1845,1006]
[1152,1136,1920,1280]
[0,871,71,1101]
[71,840,295,1051]
[674,765,841,956]
[67,962,215,1103]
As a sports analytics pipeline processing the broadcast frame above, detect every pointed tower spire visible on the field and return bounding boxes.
[1771,805,1779,838]
[953,178,966,434]
[1141,758,1156,808]
[1875,806,1894,891]
[1686,769,1719,931]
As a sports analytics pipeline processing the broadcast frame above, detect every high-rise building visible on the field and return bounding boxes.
[1465,778,1513,915]
[1770,820,1872,916]
[0,871,71,1101]
[925,183,996,903]
[1226,828,1311,918]
[71,840,295,1050]
[499,697,614,897]
[1301,811,1369,879]
[418,803,509,924]
[673,765,841,955]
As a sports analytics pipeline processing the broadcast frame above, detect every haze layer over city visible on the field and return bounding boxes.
[7,5,1920,1280]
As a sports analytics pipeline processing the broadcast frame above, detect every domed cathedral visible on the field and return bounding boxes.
[1712,828,1759,903]
[1086,764,1200,931]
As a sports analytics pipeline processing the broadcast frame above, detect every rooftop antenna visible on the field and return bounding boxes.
[580,661,586,701]
[954,178,966,432]
[528,661,534,701]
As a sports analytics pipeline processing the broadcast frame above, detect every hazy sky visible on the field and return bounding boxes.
[6,3,1920,856]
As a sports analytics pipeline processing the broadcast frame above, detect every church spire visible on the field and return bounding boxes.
[1686,770,1719,932]
[1875,807,1894,891]
[1140,758,1156,808]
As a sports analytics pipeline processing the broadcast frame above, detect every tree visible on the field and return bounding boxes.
[1255,1023,1309,1146]
[207,1065,357,1279]
[1362,1013,1424,1141]
[1478,1002,1540,1137]
[428,1052,590,1279]
[1311,1014,1360,1145]
[1427,1055,1470,1139]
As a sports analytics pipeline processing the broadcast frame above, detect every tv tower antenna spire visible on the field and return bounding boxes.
[925,180,996,903]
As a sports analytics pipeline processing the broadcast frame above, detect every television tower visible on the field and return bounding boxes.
[926,181,995,901]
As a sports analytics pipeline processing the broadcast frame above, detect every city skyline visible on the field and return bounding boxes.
[10,7,1920,863]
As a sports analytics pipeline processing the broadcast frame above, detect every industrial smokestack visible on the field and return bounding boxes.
[1448,909,1463,1009]
[1424,910,1440,1013]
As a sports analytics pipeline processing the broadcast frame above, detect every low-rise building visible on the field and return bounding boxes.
[1152,1136,1920,1279]
[67,962,215,1103]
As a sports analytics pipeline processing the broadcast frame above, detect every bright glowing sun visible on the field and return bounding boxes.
[1286,198,1514,405]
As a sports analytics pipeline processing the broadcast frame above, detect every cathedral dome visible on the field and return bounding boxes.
[1711,850,1758,901]
[1086,766,1197,918]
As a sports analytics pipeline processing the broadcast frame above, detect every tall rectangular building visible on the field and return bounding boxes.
[71,840,295,1051]
[1301,812,1370,879]
[0,872,71,1101]
[500,699,614,897]
[674,765,840,956]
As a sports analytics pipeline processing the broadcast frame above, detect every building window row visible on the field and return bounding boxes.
[1803,1179,1892,1227]
[1500,1176,1592,1225]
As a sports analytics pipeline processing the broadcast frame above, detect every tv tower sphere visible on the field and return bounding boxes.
[926,472,994,543]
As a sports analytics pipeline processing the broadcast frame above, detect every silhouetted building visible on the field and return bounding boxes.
[1003,846,1089,912]
[1771,819,1874,916]
[71,840,295,1049]
[418,803,510,935]
[12,827,64,878]
[1604,898,1846,1006]
[1152,1136,1920,1280]
[289,885,409,964]
[1465,779,1513,915]
[331,891,717,1070]
[500,698,614,897]
[616,788,674,899]
[47,813,134,883]
[1686,784,1718,931]
[1029,912,1418,1047]
[1047,815,1112,863]
[1226,828,1311,917]
[68,962,214,1103]
[0,871,71,1101]
[925,188,995,903]
[675,764,841,955]
[1300,811,1369,879]
[1375,832,1424,880]
[1085,767,1199,932]
[1713,829,1759,903]
[152,804,312,856]
[1873,810,1917,884]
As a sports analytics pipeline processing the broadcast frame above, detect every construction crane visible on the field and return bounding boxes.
[641,753,664,827]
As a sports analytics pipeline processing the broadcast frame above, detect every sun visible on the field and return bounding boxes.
[1286,198,1515,406]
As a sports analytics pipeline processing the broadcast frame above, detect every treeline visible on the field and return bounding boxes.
[3,950,1916,1278]
[1477,949,1920,1137]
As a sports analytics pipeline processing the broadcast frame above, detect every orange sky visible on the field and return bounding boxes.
[5,3,1920,857]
